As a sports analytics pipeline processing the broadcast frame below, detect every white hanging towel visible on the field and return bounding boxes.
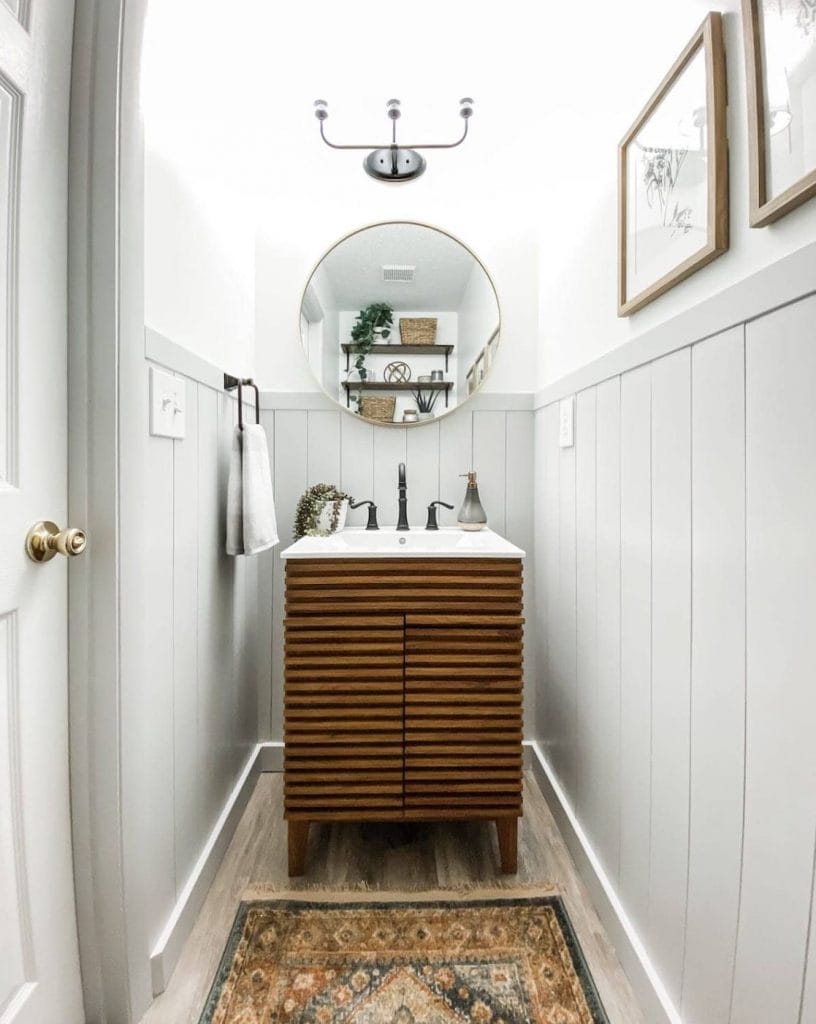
[226,423,279,556]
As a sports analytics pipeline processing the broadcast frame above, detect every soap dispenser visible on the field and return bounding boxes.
[458,471,487,531]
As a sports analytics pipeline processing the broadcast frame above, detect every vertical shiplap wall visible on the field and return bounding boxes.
[138,363,260,949]
[535,292,816,1024]
[257,402,536,742]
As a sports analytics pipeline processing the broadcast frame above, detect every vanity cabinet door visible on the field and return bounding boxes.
[403,615,524,819]
[284,615,405,819]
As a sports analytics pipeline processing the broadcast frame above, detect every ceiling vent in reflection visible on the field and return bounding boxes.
[382,265,415,283]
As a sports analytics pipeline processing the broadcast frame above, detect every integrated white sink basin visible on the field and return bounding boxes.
[281,527,525,560]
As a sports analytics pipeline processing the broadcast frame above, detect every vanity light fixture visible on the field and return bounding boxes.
[312,97,474,182]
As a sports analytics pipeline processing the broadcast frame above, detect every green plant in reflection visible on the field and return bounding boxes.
[350,302,394,380]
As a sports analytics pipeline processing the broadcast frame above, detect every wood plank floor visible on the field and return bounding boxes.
[140,771,646,1024]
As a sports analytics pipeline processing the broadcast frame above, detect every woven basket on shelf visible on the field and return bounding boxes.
[360,395,396,422]
[399,317,437,345]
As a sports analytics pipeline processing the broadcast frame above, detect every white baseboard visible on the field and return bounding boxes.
[149,739,673,1015]
[149,744,263,996]
[259,740,284,771]
[524,740,681,1024]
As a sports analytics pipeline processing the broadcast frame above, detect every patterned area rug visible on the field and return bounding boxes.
[199,894,609,1023]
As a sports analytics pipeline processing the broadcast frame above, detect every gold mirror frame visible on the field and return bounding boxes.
[299,221,501,427]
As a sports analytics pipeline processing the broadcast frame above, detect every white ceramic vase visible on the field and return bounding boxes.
[316,498,348,535]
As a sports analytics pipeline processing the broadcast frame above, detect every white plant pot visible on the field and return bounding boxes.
[316,498,348,535]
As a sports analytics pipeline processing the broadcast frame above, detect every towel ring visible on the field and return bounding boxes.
[224,375,260,431]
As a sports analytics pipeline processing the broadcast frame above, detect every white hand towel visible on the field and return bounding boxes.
[226,424,279,556]
[226,426,244,555]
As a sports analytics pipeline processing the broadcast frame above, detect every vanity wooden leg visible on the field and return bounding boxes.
[495,817,518,874]
[288,820,310,876]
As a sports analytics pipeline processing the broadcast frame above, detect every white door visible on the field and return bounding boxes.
[0,3,84,1023]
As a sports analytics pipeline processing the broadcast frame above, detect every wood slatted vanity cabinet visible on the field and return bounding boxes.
[283,553,524,875]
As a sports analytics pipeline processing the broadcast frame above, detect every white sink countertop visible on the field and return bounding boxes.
[280,527,525,560]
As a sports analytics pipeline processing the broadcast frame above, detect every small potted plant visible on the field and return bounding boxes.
[294,484,353,539]
[349,302,393,381]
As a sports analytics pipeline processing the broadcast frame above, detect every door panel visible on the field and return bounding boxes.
[0,67,20,488]
[284,616,405,818]
[0,2,83,1021]
[404,616,524,818]
[0,610,31,1016]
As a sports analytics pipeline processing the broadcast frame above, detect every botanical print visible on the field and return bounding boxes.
[626,48,708,300]
[759,0,816,198]
[640,147,693,236]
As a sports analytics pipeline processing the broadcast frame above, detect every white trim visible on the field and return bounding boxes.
[259,740,284,772]
[524,740,681,1024]
[259,391,337,411]
[68,1,133,1020]
[258,390,534,412]
[144,325,226,392]
[535,239,816,410]
[148,745,263,996]
[465,391,534,411]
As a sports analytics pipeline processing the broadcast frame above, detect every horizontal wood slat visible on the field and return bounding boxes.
[287,575,521,588]
[405,756,523,768]
[288,587,518,600]
[284,560,523,824]
[287,602,524,616]
[287,559,521,575]
[406,679,522,693]
[285,754,404,768]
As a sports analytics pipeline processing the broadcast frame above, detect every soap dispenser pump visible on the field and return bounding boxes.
[458,471,487,531]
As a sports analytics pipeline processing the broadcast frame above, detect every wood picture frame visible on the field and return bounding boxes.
[618,13,728,316]
[743,0,816,227]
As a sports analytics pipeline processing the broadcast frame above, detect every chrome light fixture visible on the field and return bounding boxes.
[313,97,474,182]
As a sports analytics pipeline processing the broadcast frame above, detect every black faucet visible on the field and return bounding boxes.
[425,500,454,530]
[397,462,409,530]
[350,499,379,530]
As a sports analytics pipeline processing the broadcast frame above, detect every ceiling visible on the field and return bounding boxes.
[316,223,481,311]
[142,0,729,196]
[141,0,736,301]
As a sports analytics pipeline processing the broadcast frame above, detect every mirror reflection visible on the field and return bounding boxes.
[300,222,500,426]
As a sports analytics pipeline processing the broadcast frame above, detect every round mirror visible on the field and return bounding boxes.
[300,222,500,426]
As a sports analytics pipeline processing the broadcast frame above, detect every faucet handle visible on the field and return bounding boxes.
[425,500,454,531]
[350,499,379,531]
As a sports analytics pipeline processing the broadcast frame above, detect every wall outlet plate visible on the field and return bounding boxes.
[559,396,574,448]
[149,366,186,439]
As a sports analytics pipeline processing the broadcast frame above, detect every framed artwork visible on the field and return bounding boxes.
[743,0,816,226]
[618,13,728,316]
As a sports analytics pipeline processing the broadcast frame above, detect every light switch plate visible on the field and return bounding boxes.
[149,366,186,439]
[559,396,574,448]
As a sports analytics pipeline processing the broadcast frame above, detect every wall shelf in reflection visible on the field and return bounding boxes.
[342,379,453,410]
[341,343,454,374]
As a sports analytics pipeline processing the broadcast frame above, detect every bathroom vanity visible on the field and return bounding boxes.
[281,528,525,876]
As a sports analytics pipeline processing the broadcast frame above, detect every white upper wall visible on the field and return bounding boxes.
[539,0,816,386]
[140,0,816,392]
[143,151,255,376]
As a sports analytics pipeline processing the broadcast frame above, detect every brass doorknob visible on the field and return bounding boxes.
[26,521,88,563]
